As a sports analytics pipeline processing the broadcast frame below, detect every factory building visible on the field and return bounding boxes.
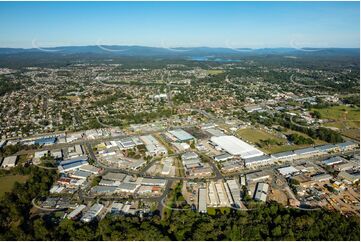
[210,135,264,159]
[167,129,195,142]
[198,188,207,213]
[81,203,104,223]
[254,183,269,202]
[140,135,168,156]
[1,155,17,168]
[67,205,86,220]
[244,155,274,167]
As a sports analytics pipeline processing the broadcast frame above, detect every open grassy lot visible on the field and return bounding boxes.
[237,128,285,144]
[312,105,360,129]
[207,70,224,75]
[0,175,29,198]
[237,127,326,154]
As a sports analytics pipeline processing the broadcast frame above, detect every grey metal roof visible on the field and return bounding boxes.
[294,147,317,155]
[272,151,295,158]
[102,172,126,181]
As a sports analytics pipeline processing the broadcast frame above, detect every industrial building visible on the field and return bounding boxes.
[210,135,264,159]
[117,183,139,193]
[102,172,126,181]
[81,203,104,223]
[254,182,269,202]
[198,188,207,213]
[323,156,346,166]
[167,129,195,142]
[1,155,17,168]
[338,171,359,184]
[67,204,86,220]
[244,155,274,167]
[221,159,243,173]
[140,135,168,156]
[271,151,296,161]
[214,153,233,162]
[311,173,333,182]
[277,166,299,177]
[34,137,57,146]
[226,179,242,208]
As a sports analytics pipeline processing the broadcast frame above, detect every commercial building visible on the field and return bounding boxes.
[1,155,17,168]
[254,183,269,202]
[210,135,264,159]
[81,203,104,223]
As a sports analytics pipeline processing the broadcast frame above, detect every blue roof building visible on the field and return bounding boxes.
[35,137,57,146]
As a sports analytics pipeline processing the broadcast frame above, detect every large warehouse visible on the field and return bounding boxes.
[210,135,263,159]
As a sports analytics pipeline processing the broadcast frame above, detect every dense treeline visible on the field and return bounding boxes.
[0,77,23,96]
[0,166,57,240]
[0,166,359,241]
[254,112,344,144]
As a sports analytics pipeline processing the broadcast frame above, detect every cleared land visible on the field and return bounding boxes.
[0,175,29,197]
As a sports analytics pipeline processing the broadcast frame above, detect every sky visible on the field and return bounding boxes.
[0,1,359,48]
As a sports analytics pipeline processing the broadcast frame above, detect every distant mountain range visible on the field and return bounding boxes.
[0,45,359,57]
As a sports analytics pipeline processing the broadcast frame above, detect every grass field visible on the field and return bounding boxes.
[0,175,29,198]
[207,70,224,75]
[237,127,326,154]
[312,105,360,129]
[236,128,285,144]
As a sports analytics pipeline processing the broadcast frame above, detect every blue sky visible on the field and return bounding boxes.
[0,1,359,48]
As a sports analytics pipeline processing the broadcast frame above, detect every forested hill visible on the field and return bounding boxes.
[0,166,359,241]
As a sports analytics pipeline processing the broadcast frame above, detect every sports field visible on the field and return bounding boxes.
[0,175,29,198]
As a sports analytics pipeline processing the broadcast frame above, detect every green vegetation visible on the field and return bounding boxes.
[0,157,359,241]
[0,174,28,198]
[312,105,360,129]
[288,133,314,145]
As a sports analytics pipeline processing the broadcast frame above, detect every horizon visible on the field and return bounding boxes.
[0,1,359,49]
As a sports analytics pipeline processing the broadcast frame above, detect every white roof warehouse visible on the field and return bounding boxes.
[210,135,263,159]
